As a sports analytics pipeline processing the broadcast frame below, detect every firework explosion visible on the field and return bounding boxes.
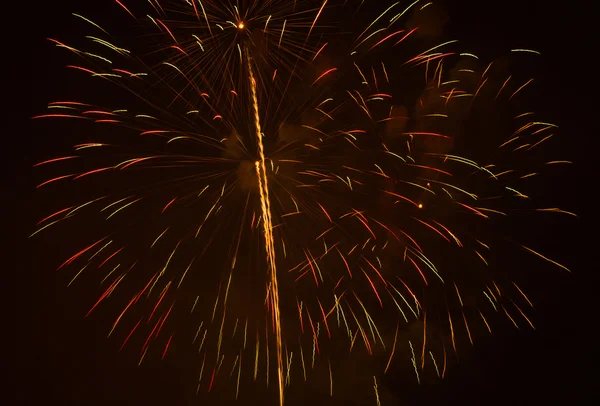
[32,0,573,404]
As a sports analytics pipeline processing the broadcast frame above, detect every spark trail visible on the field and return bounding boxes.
[246,46,284,406]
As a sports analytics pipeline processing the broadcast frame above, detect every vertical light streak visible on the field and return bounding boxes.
[246,46,284,406]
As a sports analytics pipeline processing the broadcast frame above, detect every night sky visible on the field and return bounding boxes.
[12,1,594,405]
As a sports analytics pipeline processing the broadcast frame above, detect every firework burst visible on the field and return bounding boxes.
[32,1,572,404]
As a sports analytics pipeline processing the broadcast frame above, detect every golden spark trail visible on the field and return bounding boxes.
[246,47,284,406]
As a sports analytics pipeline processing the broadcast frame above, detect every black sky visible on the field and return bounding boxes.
[12,1,595,405]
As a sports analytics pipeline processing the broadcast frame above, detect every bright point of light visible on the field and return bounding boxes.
[238,22,245,29]
[418,203,423,209]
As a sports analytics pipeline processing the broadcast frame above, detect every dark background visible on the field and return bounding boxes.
[10,0,594,405]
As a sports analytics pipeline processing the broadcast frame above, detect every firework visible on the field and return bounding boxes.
[32,1,572,404]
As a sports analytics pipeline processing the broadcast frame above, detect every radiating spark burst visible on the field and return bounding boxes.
[32,0,573,404]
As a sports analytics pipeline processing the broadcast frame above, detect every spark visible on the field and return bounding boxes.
[522,245,571,272]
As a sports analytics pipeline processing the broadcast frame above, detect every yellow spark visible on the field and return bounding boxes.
[510,78,534,99]
[409,341,420,384]
[67,264,89,287]
[479,311,492,333]
[462,311,473,345]
[151,227,169,248]
[373,376,381,406]
[430,351,440,377]
[511,48,541,55]
[390,0,420,24]
[512,283,534,308]
[503,305,520,329]
[536,208,578,217]
[106,198,143,219]
[328,358,333,396]
[308,0,328,38]
[448,313,456,353]
[522,245,571,272]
